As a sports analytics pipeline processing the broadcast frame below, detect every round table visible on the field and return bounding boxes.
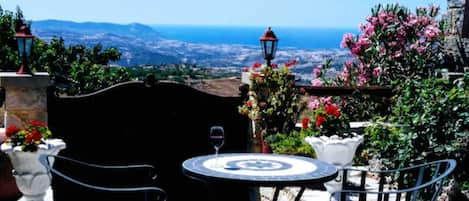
[182,153,338,201]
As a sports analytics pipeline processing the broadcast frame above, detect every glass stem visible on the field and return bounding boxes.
[215,147,219,166]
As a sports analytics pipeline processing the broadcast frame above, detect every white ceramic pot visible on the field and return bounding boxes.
[1,139,66,201]
[304,134,363,193]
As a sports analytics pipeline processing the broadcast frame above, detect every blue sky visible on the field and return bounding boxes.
[0,0,447,28]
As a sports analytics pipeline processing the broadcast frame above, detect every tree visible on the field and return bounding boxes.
[0,4,130,95]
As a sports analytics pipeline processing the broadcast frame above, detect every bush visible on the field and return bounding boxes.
[340,4,446,86]
[264,130,315,158]
[363,73,469,189]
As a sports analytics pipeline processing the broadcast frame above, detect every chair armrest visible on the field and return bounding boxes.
[39,154,166,201]
[42,154,158,179]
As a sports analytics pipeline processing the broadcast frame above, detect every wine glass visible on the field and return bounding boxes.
[209,126,225,167]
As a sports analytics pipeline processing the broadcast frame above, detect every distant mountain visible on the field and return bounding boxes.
[32,20,179,66]
[33,20,163,40]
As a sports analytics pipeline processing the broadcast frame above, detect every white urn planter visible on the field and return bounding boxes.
[304,134,363,193]
[1,139,66,201]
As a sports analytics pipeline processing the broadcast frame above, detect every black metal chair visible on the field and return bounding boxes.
[330,159,456,201]
[39,154,166,201]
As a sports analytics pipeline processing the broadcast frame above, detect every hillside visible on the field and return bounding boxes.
[33,20,163,40]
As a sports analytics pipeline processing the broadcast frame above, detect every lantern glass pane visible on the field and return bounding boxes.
[266,41,273,58]
[25,38,33,57]
[17,38,25,57]
[271,41,277,59]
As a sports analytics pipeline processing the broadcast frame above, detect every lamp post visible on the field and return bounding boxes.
[259,27,278,67]
[15,25,34,75]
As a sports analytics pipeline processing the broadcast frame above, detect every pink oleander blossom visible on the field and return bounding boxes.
[311,78,323,86]
[307,97,320,110]
[358,73,368,86]
[341,33,354,48]
[313,65,322,77]
[373,67,382,77]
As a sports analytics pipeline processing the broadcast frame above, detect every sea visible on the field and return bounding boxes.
[152,25,358,50]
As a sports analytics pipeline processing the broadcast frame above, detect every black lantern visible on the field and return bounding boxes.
[15,25,34,74]
[259,27,278,67]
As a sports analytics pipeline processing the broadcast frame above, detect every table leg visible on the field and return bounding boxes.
[294,187,306,201]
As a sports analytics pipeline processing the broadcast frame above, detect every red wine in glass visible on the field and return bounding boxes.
[209,126,225,165]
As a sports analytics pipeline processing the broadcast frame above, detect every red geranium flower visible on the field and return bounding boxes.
[30,130,43,141]
[316,116,326,127]
[302,118,310,129]
[31,120,47,127]
[252,62,262,69]
[6,126,20,138]
[325,104,341,117]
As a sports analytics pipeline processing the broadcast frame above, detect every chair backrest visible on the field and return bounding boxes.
[39,154,167,201]
[332,159,457,201]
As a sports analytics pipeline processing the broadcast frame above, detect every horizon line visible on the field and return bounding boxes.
[31,19,358,30]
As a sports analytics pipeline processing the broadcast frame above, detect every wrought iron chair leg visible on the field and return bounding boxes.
[272,187,282,201]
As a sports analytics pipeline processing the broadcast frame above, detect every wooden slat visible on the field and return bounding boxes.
[297,85,393,97]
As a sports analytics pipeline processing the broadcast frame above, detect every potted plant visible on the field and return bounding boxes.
[302,96,363,165]
[238,61,300,153]
[302,96,363,193]
[0,120,66,201]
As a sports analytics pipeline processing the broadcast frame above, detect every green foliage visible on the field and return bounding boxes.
[0,5,23,71]
[363,73,469,184]
[0,5,130,95]
[340,93,391,121]
[32,38,129,95]
[265,130,315,158]
[361,120,403,167]
[238,62,300,137]
[126,64,220,83]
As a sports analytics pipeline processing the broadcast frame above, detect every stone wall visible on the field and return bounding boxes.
[0,72,49,131]
[445,0,469,71]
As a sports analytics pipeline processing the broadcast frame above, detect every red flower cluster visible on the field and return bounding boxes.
[325,104,341,118]
[302,96,350,137]
[315,116,325,127]
[5,126,20,138]
[302,118,309,129]
[4,120,52,152]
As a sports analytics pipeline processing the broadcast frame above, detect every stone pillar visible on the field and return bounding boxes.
[445,0,469,71]
[0,72,50,201]
[0,72,50,130]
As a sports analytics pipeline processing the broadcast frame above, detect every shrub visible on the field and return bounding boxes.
[340,4,446,86]
[363,73,469,188]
